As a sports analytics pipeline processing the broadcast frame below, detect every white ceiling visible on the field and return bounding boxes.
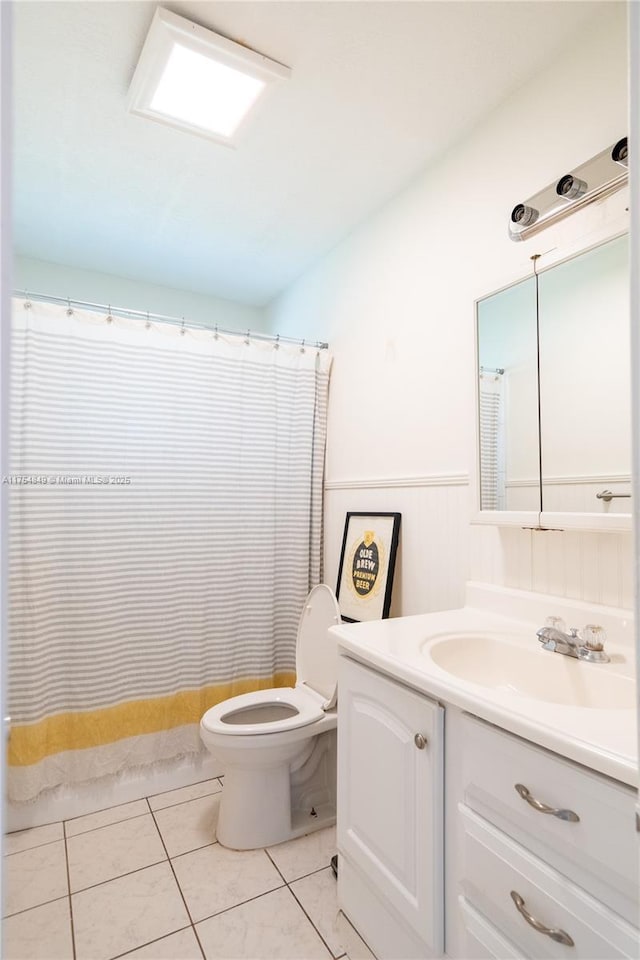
[14,1,612,306]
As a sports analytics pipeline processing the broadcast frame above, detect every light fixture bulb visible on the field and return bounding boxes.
[150,44,266,139]
[555,174,588,201]
[510,203,538,227]
[611,137,628,167]
[128,9,290,146]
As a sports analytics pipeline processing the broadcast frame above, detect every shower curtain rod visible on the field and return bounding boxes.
[480,365,505,375]
[15,291,330,350]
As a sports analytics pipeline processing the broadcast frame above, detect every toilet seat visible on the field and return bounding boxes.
[201,685,325,736]
[295,583,341,709]
[201,584,341,738]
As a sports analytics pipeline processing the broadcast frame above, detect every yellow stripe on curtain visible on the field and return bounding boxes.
[8,672,296,767]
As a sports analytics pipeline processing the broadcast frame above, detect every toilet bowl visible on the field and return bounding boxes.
[200,584,341,850]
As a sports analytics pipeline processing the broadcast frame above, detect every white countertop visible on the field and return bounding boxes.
[331,584,638,787]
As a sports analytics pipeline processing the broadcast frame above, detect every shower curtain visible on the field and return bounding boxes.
[8,298,331,802]
[479,372,505,510]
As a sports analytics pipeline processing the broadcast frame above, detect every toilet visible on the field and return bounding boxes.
[200,584,341,850]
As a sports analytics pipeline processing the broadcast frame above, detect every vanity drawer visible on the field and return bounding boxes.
[459,713,638,922]
[458,896,525,959]
[460,805,638,959]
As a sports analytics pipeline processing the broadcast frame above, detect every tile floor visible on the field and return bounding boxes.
[3,778,374,960]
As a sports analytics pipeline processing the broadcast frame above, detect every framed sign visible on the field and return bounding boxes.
[336,512,401,622]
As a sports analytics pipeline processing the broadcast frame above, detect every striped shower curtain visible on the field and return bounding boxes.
[479,373,505,510]
[8,298,331,802]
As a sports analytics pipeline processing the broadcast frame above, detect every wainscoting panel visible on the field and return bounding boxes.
[469,524,633,610]
[324,476,470,617]
[325,477,633,618]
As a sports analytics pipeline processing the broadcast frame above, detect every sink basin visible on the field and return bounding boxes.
[427,634,635,709]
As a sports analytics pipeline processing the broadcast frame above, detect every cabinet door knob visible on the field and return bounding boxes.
[510,891,574,946]
[414,733,427,749]
[514,783,580,822]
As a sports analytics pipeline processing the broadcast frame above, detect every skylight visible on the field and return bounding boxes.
[128,9,290,146]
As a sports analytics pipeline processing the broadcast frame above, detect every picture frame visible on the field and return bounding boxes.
[336,512,401,622]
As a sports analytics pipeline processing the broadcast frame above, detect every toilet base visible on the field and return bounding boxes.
[215,729,336,850]
[217,763,292,849]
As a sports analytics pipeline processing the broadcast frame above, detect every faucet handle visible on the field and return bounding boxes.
[545,615,566,632]
[568,627,580,640]
[582,624,607,652]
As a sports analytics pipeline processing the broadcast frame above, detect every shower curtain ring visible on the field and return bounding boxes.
[23,290,31,309]
[145,311,151,330]
[274,334,280,350]
[66,297,74,316]
[300,339,306,354]
[214,324,219,340]
[180,317,186,336]
[245,329,251,345]
[106,304,113,324]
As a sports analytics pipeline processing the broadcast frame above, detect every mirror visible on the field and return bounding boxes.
[477,277,540,512]
[538,234,630,515]
[476,233,630,524]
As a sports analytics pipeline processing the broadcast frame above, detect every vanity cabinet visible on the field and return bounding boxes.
[337,654,639,960]
[337,656,444,960]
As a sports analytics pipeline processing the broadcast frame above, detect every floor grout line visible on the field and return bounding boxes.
[187,880,287,928]
[282,862,336,884]
[4,835,66,858]
[109,924,194,960]
[3,893,69,920]
[65,809,153,841]
[64,799,150,827]
[62,819,77,960]
[153,773,223,794]
[148,787,224,814]
[264,847,339,959]
[64,789,222,839]
[146,797,206,960]
[264,847,288,885]
[286,882,337,959]
[69,857,168,898]
[164,839,218,862]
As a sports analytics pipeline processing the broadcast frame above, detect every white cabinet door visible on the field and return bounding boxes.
[337,656,444,954]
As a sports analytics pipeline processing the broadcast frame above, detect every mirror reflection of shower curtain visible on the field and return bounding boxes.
[479,373,506,510]
[8,298,331,802]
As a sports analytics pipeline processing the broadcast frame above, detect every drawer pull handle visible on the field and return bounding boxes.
[514,784,580,822]
[510,891,575,946]
[414,733,427,749]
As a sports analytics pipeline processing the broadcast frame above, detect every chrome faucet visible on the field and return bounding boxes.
[536,621,610,663]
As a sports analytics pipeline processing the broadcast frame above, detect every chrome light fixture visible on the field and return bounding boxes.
[509,137,628,242]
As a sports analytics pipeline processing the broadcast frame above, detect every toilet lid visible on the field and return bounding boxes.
[296,584,341,708]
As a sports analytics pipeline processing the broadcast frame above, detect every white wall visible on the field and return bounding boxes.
[267,7,632,614]
[13,255,267,334]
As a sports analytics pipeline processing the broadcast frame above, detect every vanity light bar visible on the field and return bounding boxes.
[509,137,628,242]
